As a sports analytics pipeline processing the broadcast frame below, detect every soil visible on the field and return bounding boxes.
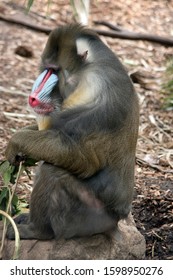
[0,0,173,260]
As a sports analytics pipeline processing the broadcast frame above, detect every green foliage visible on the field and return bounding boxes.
[0,187,20,220]
[26,0,34,11]
[162,58,173,108]
[0,159,36,185]
[0,159,37,219]
[26,0,52,12]
[0,160,16,185]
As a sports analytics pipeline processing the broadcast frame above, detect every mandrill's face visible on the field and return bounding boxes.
[28,25,95,130]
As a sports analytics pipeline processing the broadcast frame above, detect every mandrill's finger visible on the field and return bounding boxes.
[5,144,25,166]
[15,153,27,165]
[5,147,17,165]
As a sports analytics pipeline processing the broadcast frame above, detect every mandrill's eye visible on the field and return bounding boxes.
[52,67,61,76]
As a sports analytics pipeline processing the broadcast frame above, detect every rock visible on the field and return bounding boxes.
[0,214,146,260]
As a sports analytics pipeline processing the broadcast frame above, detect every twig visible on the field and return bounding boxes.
[0,161,23,260]
[94,20,124,31]
[148,114,172,140]
[6,2,56,22]
[152,230,164,240]
[151,240,156,258]
[0,86,28,97]
[7,161,24,214]
[1,14,173,46]
[0,14,51,34]
[93,28,173,46]
[4,112,35,119]
[136,156,173,173]
[0,210,20,260]
[94,20,173,46]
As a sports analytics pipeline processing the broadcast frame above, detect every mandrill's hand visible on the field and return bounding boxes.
[5,132,27,166]
[5,125,39,165]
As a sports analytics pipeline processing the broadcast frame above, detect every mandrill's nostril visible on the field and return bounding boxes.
[29,96,41,107]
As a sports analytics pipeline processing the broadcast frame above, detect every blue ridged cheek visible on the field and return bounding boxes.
[31,70,59,102]
[31,70,48,93]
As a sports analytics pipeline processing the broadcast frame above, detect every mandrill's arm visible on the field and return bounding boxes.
[5,127,106,178]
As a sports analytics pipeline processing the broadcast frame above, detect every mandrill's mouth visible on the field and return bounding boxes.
[33,103,54,115]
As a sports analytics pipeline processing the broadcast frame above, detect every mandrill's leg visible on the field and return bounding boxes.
[45,165,116,239]
[7,163,115,240]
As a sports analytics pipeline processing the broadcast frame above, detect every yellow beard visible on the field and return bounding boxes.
[36,115,52,130]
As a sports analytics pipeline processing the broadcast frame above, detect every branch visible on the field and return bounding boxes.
[94,20,173,46]
[0,210,20,260]
[0,14,51,34]
[0,162,23,260]
[1,14,173,46]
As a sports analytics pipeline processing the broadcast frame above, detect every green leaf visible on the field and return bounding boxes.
[0,161,17,185]
[0,160,10,174]
[19,201,29,209]
[24,158,37,167]
[0,187,9,204]
[3,170,12,186]
[26,0,34,11]
[12,193,18,206]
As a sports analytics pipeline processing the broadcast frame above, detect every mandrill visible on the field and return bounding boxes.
[5,24,139,240]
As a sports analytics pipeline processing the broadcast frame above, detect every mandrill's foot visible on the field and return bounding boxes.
[6,213,54,240]
[6,213,29,239]
[13,213,29,224]
[6,223,54,240]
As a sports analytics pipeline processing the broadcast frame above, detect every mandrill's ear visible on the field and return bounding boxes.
[79,50,88,61]
[76,38,91,62]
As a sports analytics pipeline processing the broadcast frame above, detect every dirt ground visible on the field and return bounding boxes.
[0,0,173,260]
